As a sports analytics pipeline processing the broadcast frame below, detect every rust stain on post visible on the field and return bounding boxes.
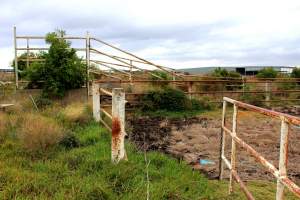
[112,117,121,138]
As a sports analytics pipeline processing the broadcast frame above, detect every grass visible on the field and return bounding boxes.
[0,104,299,199]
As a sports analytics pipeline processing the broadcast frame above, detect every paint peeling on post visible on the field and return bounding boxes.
[92,83,101,122]
[111,88,127,163]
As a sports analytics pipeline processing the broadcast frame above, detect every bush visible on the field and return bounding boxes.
[61,103,92,125]
[19,114,64,152]
[209,68,242,90]
[256,67,278,79]
[150,70,172,81]
[59,131,80,149]
[291,67,300,79]
[25,30,86,97]
[141,87,212,112]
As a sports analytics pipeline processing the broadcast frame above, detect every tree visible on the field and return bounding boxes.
[291,67,300,78]
[26,30,86,97]
[256,67,278,79]
[12,52,45,79]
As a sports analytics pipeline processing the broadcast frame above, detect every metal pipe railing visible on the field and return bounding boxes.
[219,97,300,200]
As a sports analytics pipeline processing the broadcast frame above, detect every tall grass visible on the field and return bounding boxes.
[19,113,64,152]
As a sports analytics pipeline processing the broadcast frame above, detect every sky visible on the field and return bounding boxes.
[1,0,300,69]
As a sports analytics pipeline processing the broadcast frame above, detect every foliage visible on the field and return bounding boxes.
[25,30,86,97]
[239,85,265,107]
[291,67,300,78]
[256,67,278,79]
[208,67,242,90]
[140,87,213,113]
[12,52,46,79]
[210,67,241,79]
[150,70,172,80]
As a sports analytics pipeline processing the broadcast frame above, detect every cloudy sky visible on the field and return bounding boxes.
[1,0,300,69]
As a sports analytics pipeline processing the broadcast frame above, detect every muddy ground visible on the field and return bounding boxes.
[128,107,300,185]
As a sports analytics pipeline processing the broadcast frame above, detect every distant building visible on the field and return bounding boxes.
[0,66,14,72]
[179,66,296,76]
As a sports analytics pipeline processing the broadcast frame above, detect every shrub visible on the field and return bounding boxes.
[19,114,64,152]
[141,87,187,111]
[209,67,242,90]
[61,103,92,125]
[59,131,80,149]
[150,70,172,81]
[141,87,213,112]
[25,30,86,97]
[256,67,278,79]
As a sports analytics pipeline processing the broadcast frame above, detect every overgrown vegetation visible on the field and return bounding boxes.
[0,100,298,199]
[24,30,86,97]
[256,67,278,79]
[140,87,213,116]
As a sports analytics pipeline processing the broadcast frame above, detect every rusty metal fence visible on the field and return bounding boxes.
[92,83,127,163]
[219,97,300,199]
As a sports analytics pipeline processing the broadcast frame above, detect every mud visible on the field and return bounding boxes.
[128,111,300,184]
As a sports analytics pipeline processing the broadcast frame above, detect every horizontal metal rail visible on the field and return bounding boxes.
[219,97,300,200]
[94,79,300,83]
[100,88,112,96]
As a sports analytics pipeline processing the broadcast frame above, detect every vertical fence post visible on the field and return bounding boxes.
[92,83,101,122]
[276,118,289,200]
[265,82,270,107]
[13,26,18,89]
[112,88,127,163]
[188,81,193,100]
[86,31,90,99]
[219,100,227,180]
[229,104,238,194]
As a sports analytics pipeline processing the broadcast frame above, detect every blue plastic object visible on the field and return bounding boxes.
[199,159,215,165]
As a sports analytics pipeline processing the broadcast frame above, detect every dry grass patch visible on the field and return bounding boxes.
[19,113,64,152]
[61,103,92,125]
[0,113,9,142]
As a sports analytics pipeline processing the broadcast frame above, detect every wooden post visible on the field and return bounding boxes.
[229,104,238,194]
[86,31,90,99]
[276,118,289,200]
[219,100,227,180]
[92,83,101,122]
[111,88,126,163]
[13,26,18,89]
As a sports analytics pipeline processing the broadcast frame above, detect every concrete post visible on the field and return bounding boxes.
[92,83,101,122]
[13,26,18,89]
[111,88,126,163]
[276,119,289,200]
[229,104,238,194]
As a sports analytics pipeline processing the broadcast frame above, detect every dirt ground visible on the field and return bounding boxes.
[129,107,300,185]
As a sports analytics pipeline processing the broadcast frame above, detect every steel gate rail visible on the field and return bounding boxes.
[219,97,300,200]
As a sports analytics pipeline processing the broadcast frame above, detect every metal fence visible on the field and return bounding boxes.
[92,83,127,163]
[219,97,300,200]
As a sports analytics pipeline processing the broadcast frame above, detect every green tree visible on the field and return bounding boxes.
[291,67,300,78]
[26,30,86,97]
[256,67,278,79]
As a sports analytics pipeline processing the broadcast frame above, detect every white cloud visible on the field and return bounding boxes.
[1,0,300,69]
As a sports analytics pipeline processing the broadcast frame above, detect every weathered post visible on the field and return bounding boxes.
[229,104,238,194]
[219,100,227,180]
[265,82,271,107]
[188,81,193,100]
[276,118,289,200]
[86,31,90,99]
[111,88,127,163]
[13,26,18,89]
[92,83,101,122]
